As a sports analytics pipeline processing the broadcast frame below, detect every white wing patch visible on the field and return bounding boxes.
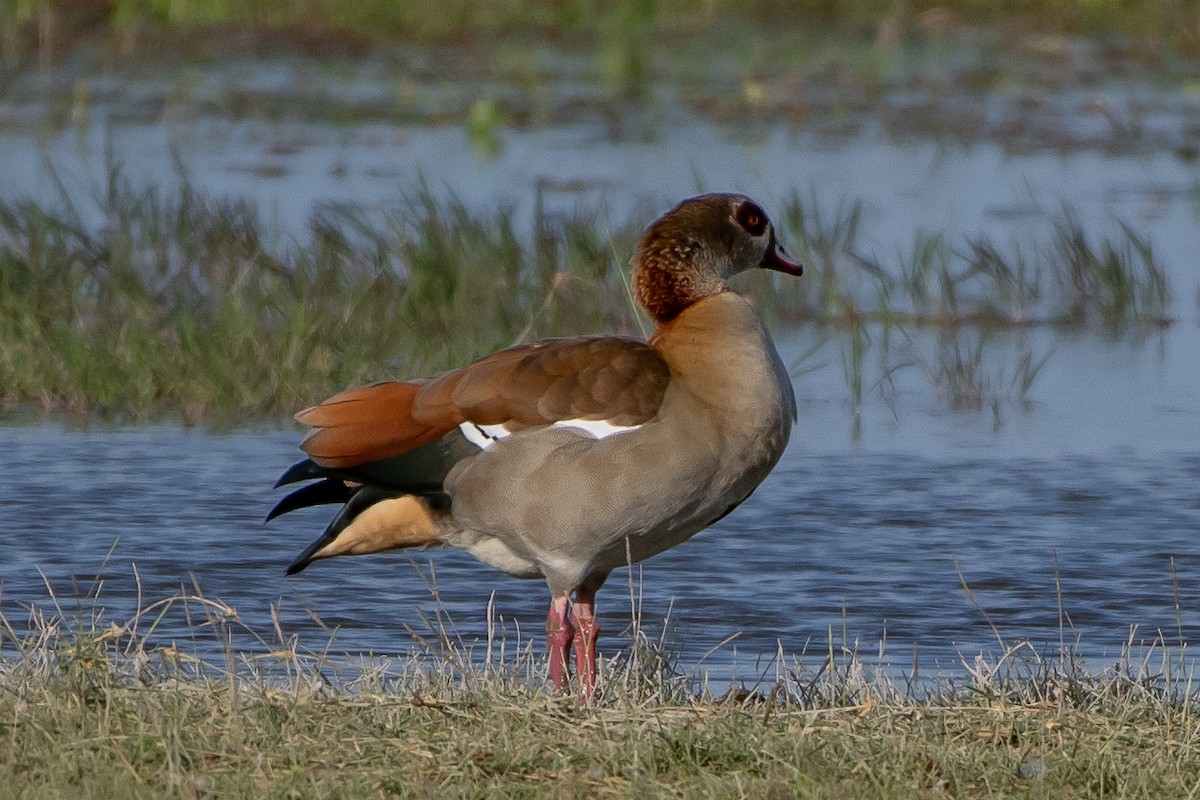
[460,422,514,450]
[460,419,640,449]
[552,419,642,439]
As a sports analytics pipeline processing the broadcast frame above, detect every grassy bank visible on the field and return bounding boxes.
[0,176,1171,419]
[5,2,1196,158]
[1,0,1196,58]
[1,587,1198,798]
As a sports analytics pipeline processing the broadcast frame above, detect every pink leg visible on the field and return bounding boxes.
[572,583,601,701]
[546,594,573,690]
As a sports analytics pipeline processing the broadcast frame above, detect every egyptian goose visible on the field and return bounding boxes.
[269,193,802,697]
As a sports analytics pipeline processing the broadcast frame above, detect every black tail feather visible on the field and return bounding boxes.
[265,479,353,523]
[274,458,326,488]
[272,429,472,575]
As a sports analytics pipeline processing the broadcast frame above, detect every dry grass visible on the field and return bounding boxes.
[2,575,1199,799]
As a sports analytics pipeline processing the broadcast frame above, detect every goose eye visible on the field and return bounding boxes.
[735,201,767,236]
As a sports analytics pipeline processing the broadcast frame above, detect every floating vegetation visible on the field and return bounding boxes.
[0,175,1175,419]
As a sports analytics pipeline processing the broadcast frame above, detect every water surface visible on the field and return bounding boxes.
[3,326,1197,685]
[2,56,1198,687]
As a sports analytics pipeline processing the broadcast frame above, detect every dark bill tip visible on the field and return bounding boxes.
[760,239,803,276]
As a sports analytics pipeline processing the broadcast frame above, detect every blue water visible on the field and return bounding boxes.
[3,325,1198,684]
[2,55,1199,687]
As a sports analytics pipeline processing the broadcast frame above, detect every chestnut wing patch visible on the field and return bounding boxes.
[296,381,458,468]
[420,336,670,430]
[297,337,670,468]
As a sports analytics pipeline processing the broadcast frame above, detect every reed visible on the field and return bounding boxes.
[0,176,1174,419]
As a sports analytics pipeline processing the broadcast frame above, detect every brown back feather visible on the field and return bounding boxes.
[297,382,460,468]
[417,337,670,427]
[296,337,671,468]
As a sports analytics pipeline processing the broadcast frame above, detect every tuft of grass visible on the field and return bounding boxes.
[773,190,867,321]
[928,332,990,411]
[0,172,642,419]
[1054,215,1172,328]
[0,177,1174,419]
[2,572,1199,798]
[961,236,1042,325]
[767,198,1173,332]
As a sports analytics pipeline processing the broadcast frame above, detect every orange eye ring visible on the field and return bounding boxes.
[735,201,767,236]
